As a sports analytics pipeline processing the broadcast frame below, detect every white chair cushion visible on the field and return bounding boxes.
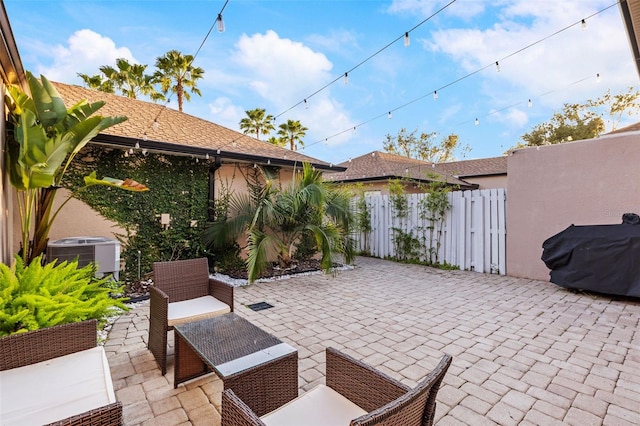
[0,346,116,426]
[168,295,230,327]
[260,384,367,426]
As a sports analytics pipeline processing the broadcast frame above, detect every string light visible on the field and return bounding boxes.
[596,73,601,82]
[304,99,308,108]
[528,99,533,108]
[135,141,140,149]
[404,32,410,47]
[142,133,147,141]
[216,14,225,32]
[433,91,438,100]
[495,61,500,72]
[152,119,159,130]
[344,72,349,84]
[353,127,357,135]
[581,19,587,30]
[388,111,392,119]
[475,118,479,126]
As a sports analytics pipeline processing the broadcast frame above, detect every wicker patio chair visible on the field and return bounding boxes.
[0,319,122,426]
[149,257,234,374]
[222,347,452,426]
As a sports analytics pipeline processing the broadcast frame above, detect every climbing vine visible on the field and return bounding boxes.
[65,146,209,285]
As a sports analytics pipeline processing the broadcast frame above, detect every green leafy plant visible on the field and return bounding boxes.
[389,179,420,261]
[417,174,452,265]
[0,255,128,336]
[5,71,148,265]
[203,163,355,282]
[66,146,208,284]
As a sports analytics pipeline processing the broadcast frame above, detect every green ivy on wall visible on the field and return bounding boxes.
[65,146,209,284]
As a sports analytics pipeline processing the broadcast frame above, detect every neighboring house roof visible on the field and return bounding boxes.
[324,151,478,189]
[433,156,508,178]
[603,120,640,135]
[53,82,342,171]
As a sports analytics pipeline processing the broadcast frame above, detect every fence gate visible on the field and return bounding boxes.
[354,188,507,274]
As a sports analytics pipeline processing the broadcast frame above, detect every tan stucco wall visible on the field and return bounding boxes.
[462,174,507,189]
[506,134,640,281]
[12,188,127,254]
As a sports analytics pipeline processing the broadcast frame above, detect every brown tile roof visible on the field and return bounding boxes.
[604,121,640,135]
[52,81,337,170]
[433,156,508,177]
[324,151,477,189]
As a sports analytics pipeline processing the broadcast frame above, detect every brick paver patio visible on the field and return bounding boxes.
[105,256,640,425]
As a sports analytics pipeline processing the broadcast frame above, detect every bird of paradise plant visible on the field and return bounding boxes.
[5,71,148,265]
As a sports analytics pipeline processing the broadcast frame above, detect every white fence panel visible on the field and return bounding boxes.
[356,188,507,274]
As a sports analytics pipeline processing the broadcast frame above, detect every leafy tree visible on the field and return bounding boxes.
[99,58,162,100]
[202,163,355,282]
[154,50,204,112]
[517,87,640,148]
[278,119,308,151]
[383,128,468,163]
[519,103,604,147]
[239,108,275,140]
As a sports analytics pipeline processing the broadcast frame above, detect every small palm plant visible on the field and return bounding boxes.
[203,163,354,282]
[5,71,149,265]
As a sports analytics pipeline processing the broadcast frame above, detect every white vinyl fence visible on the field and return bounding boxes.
[354,188,507,274]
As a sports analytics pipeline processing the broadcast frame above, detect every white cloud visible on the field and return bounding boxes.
[208,97,245,131]
[425,2,636,109]
[39,29,135,83]
[232,30,334,105]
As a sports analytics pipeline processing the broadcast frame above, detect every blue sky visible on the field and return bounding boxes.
[4,0,638,165]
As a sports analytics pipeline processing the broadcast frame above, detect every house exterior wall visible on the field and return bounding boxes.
[31,161,299,256]
[1,83,15,265]
[461,174,507,189]
[506,134,640,281]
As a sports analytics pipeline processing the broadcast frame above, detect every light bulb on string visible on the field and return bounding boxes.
[404,32,410,47]
[344,72,349,84]
[152,119,159,130]
[388,111,392,119]
[216,14,225,32]
[433,91,438,100]
[304,99,308,109]
[495,61,500,72]
[596,73,601,83]
[581,19,587,31]
[528,99,532,108]
[353,127,357,135]
[135,141,141,148]
[475,118,479,126]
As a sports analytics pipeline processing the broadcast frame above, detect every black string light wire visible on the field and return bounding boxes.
[273,0,458,120]
[303,2,620,150]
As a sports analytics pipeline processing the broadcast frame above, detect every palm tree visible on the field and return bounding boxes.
[239,108,275,140]
[266,136,286,147]
[77,73,115,93]
[99,58,163,101]
[202,163,355,282]
[278,119,308,151]
[154,50,204,112]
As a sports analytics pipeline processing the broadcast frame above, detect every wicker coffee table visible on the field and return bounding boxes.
[173,313,298,416]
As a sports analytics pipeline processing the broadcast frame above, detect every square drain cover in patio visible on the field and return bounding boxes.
[247,302,274,311]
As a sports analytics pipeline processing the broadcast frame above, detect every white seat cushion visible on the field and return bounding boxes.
[168,295,230,327]
[0,346,116,426]
[260,384,367,426]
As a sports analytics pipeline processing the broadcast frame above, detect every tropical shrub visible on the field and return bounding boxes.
[202,163,355,282]
[4,71,147,265]
[0,255,128,336]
